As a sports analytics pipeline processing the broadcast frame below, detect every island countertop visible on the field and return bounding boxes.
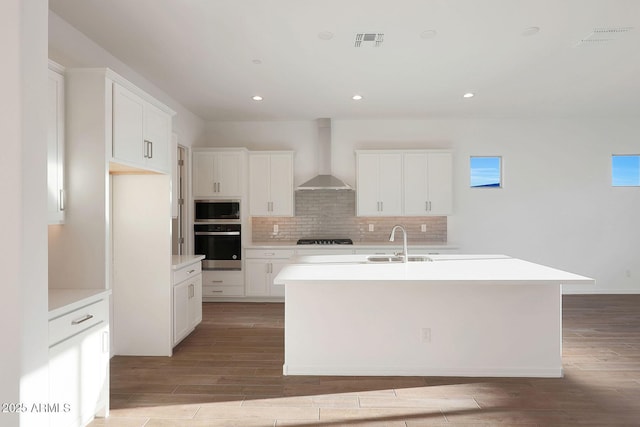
[274,254,595,285]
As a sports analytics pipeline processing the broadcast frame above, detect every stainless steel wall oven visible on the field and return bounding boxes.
[194,200,241,270]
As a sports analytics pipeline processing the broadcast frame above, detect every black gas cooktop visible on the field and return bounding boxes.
[296,238,353,245]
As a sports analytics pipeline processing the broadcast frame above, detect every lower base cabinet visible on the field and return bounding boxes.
[244,249,294,298]
[48,293,109,427]
[172,260,203,347]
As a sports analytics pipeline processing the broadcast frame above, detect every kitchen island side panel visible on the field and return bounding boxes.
[284,281,562,377]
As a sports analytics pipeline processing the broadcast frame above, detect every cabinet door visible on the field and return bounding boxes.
[245,259,270,296]
[173,280,190,345]
[356,153,381,216]
[403,152,429,215]
[188,274,203,328]
[112,83,145,166]
[216,152,242,196]
[269,260,289,297]
[426,152,453,215]
[378,153,403,215]
[192,152,216,198]
[47,69,65,224]
[249,154,271,216]
[143,102,171,173]
[269,154,294,216]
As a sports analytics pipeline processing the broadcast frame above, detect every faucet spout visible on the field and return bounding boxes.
[389,225,408,263]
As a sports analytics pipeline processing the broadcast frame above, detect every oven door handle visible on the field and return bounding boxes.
[194,231,241,236]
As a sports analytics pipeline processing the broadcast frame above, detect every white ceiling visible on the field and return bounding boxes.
[49,0,640,121]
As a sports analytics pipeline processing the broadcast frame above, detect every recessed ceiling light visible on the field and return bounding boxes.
[318,31,334,40]
[252,59,262,65]
[522,26,540,37]
[420,30,438,39]
[252,95,263,101]
[352,94,363,100]
[463,92,475,98]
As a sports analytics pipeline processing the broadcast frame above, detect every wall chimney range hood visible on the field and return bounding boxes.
[297,118,352,191]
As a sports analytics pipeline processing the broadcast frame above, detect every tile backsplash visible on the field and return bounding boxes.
[252,190,447,243]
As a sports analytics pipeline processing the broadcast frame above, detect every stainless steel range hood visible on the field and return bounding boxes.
[296,118,352,191]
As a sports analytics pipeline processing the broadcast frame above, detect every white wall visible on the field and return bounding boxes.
[206,118,640,294]
[48,11,206,148]
[0,0,50,426]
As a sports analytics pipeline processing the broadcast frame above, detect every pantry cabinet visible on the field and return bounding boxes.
[112,83,172,173]
[192,149,245,198]
[48,64,65,224]
[249,152,294,216]
[356,152,403,216]
[403,151,452,215]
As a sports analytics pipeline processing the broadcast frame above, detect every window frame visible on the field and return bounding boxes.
[470,155,503,189]
[611,154,640,187]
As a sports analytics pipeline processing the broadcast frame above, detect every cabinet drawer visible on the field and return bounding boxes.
[245,249,294,259]
[49,298,108,347]
[202,270,244,287]
[173,262,202,284]
[203,285,244,297]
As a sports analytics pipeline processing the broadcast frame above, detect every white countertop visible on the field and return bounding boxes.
[274,254,595,285]
[171,254,205,270]
[248,242,458,250]
[49,288,112,318]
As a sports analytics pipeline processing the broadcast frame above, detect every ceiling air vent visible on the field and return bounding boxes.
[575,27,633,47]
[355,33,384,47]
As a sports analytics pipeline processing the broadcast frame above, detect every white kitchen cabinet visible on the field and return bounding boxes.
[356,152,403,216]
[48,292,109,427]
[403,151,452,215]
[48,64,65,224]
[112,83,172,173]
[172,266,202,346]
[172,257,203,346]
[201,270,245,299]
[192,149,245,198]
[245,249,294,297]
[249,152,294,216]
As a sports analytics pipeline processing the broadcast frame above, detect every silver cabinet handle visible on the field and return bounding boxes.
[71,314,94,325]
[187,269,196,274]
[210,290,223,293]
[210,280,223,283]
[144,140,153,158]
[59,189,65,211]
[148,140,153,159]
[426,201,428,211]
[380,201,383,211]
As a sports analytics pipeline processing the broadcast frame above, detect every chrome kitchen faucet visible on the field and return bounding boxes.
[389,225,408,263]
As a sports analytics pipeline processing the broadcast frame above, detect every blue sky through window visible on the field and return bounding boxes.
[612,155,640,186]
[470,156,501,188]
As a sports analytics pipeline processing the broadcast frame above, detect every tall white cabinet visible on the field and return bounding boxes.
[249,151,294,216]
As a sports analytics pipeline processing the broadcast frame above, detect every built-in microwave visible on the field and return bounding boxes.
[194,199,240,222]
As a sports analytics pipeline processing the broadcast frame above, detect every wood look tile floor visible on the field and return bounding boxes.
[89,296,640,426]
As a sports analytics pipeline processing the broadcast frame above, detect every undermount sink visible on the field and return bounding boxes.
[366,255,433,263]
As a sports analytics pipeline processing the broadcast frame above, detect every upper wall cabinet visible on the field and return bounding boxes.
[112,83,172,174]
[192,148,246,198]
[249,152,294,217]
[356,152,403,216]
[403,151,452,215]
[48,63,65,224]
[356,150,452,217]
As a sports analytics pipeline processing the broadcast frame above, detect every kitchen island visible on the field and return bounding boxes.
[274,254,594,378]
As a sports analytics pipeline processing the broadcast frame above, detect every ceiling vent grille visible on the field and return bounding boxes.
[355,33,384,47]
[575,27,633,47]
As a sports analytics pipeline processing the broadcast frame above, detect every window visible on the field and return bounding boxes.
[612,155,640,187]
[470,156,502,188]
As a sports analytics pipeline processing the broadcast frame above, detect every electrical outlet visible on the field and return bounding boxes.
[421,328,431,343]
[368,224,374,232]
[273,224,279,234]
[421,224,427,232]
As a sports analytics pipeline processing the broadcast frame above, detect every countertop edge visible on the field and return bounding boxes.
[172,254,206,270]
[247,243,459,250]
